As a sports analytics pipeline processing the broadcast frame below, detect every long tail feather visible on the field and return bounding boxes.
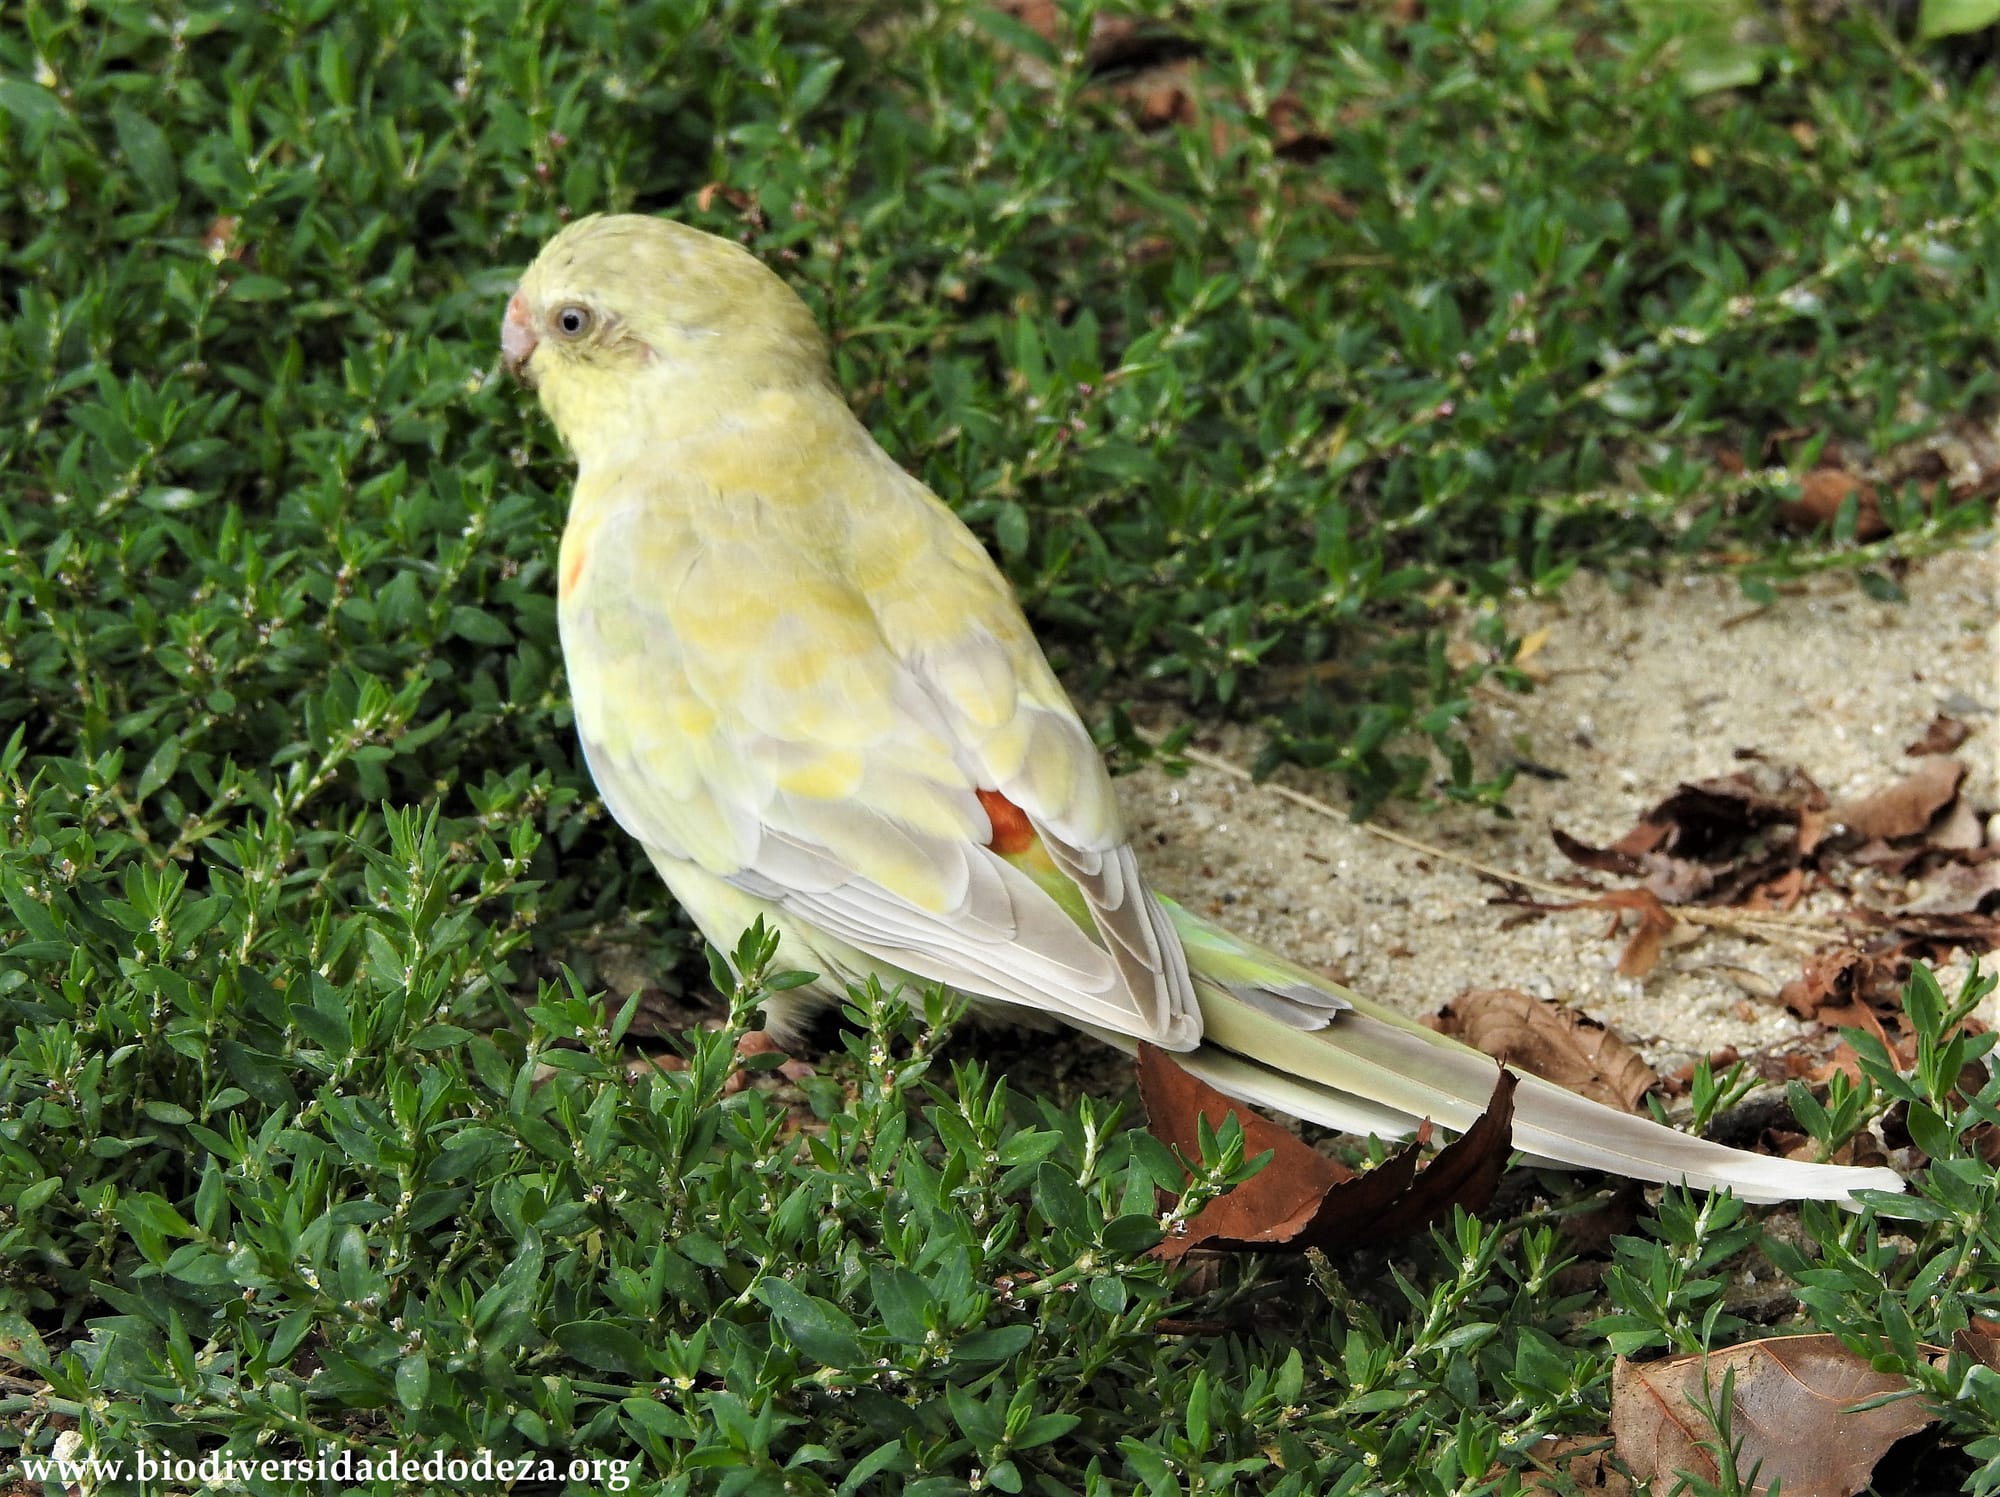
[1159,900,1903,1207]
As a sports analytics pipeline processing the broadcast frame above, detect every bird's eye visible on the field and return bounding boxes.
[552,303,594,339]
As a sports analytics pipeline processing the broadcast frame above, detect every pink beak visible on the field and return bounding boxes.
[501,289,537,380]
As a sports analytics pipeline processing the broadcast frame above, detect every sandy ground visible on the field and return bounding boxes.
[1122,544,1999,1071]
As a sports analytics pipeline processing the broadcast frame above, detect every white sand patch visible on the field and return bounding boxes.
[1121,544,1998,1070]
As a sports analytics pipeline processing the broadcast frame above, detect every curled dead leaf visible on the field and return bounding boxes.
[1432,988,1658,1112]
[1745,866,1808,910]
[1929,796,1986,853]
[1612,1335,1937,1497]
[1828,756,1965,843]
[1555,768,1824,907]
[1907,857,2000,915]
[1125,57,1199,130]
[1599,888,1678,979]
[1519,1435,1633,1495]
[1778,948,1877,1019]
[1906,714,1971,756]
[1551,825,1644,878]
[1138,1044,1515,1259]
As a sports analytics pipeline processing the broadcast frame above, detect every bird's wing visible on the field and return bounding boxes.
[560,484,1199,1047]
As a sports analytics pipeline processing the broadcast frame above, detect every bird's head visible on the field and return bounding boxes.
[503,213,831,465]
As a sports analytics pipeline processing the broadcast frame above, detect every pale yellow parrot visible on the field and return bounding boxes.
[502,213,1901,1205]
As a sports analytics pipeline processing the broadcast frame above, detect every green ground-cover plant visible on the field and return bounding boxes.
[3,0,1999,1490]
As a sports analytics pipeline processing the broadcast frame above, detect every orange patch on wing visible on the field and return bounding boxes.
[561,547,587,597]
[976,788,1036,856]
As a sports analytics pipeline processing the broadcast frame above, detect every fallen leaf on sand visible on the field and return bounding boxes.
[1744,865,1808,910]
[1906,857,2000,914]
[1601,889,1680,979]
[1429,988,1657,1112]
[1549,748,1993,1032]
[1613,1335,1936,1497]
[1138,1044,1515,1259]
[1929,796,1986,853]
[1853,909,2000,960]
[1906,714,1971,756]
[1779,948,1879,1019]
[1550,826,1645,878]
[1496,886,1684,976]
[1829,756,1965,843]
[1560,770,1819,865]
[1553,767,1826,905]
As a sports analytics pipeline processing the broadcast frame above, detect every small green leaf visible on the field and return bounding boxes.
[1919,0,2000,37]
[134,738,182,801]
[112,106,178,200]
[394,1352,430,1408]
[869,1265,932,1343]
[448,605,515,646]
[554,1320,653,1375]
[0,80,62,132]
[226,273,292,301]
[994,501,1030,560]
[753,1278,864,1365]
[953,1325,1033,1364]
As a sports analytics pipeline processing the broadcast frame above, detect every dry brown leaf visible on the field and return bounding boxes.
[1854,908,2000,958]
[1907,714,1971,756]
[1106,59,1326,161]
[1909,857,2000,914]
[692,181,766,233]
[1617,769,1826,860]
[1602,889,1679,979]
[1829,756,1965,843]
[1433,988,1658,1111]
[1488,887,1683,978]
[1264,89,1330,158]
[1744,866,1807,911]
[1776,468,1889,540]
[1779,948,1877,1019]
[1139,1041,1354,1261]
[1930,796,1986,852]
[628,1052,687,1080]
[1311,1070,1514,1247]
[1613,1335,1936,1497]
[1139,1045,1515,1259]
[1551,826,1644,877]
[1818,996,1909,1063]
[1555,768,1825,906]
[1519,1435,1633,1495]
[1954,1317,2000,1373]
